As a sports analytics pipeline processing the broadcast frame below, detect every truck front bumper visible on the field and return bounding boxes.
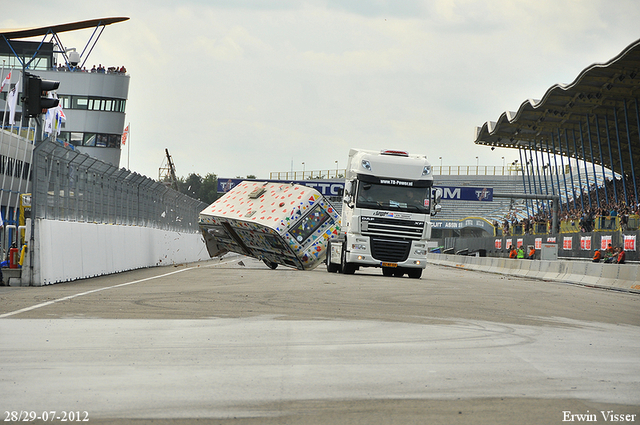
[344,238,427,269]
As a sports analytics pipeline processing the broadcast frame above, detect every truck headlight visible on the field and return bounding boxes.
[422,165,431,176]
[352,243,367,250]
[414,249,427,255]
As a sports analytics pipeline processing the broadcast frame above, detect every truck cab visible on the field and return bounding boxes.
[327,149,440,278]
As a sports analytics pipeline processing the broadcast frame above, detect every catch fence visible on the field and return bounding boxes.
[32,140,206,232]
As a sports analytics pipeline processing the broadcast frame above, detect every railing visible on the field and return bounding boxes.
[500,221,549,236]
[271,166,522,179]
[271,164,615,179]
[594,216,620,232]
[532,222,549,235]
[497,216,638,236]
[269,170,346,180]
[434,165,522,176]
[32,140,206,232]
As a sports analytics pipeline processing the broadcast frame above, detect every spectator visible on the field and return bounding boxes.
[592,250,602,263]
[509,245,517,259]
[616,247,626,264]
[517,246,525,259]
[620,213,628,231]
[604,247,618,263]
[527,246,536,260]
[604,244,616,263]
[91,65,97,73]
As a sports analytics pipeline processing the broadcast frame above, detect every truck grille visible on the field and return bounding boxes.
[361,217,424,241]
[361,217,424,262]
[370,237,411,262]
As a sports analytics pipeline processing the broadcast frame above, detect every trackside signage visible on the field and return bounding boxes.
[217,179,344,197]
[434,186,493,201]
[218,179,493,202]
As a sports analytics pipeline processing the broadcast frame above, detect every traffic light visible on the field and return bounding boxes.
[25,73,60,118]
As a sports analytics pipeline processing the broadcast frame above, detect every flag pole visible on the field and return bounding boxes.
[127,123,130,170]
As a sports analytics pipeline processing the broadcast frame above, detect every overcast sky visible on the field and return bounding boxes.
[3,0,640,180]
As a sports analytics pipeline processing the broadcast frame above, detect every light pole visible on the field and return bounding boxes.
[302,162,305,179]
[502,156,505,167]
[335,160,338,177]
[439,156,442,168]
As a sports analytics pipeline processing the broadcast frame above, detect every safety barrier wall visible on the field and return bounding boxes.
[17,219,211,286]
[6,139,210,286]
[426,253,640,293]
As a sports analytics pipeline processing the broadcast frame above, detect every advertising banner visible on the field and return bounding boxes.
[563,236,573,250]
[433,186,493,201]
[624,235,636,251]
[219,179,494,201]
[535,238,542,249]
[218,178,344,197]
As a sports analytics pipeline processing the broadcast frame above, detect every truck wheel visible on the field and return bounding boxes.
[382,267,394,277]
[408,268,422,279]
[262,259,278,270]
[326,241,340,273]
[341,248,356,275]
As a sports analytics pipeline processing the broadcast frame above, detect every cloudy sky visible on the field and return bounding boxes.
[3,0,640,180]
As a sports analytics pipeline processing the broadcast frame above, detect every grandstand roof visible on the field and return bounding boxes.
[0,17,129,39]
[474,38,640,177]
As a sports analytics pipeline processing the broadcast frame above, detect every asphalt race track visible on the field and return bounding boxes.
[1,256,639,425]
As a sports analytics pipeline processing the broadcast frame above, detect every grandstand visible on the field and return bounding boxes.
[445,38,640,261]
[474,38,639,217]
[432,162,610,237]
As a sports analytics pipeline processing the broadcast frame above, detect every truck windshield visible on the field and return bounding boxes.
[356,182,430,213]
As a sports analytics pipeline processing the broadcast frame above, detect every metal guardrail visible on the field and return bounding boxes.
[433,165,522,176]
[32,140,206,232]
[269,170,346,180]
[270,166,521,179]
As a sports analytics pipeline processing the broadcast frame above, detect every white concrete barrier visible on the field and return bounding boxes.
[23,219,211,286]
[427,253,639,293]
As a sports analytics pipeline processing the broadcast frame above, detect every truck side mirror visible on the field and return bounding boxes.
[343,180,354,208]
[431,204,441,216]
[432,188,442,204]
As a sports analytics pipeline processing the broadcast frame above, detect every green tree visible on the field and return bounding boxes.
[175,172,219,205]
[200,173,219,204]
[181,173,202,199]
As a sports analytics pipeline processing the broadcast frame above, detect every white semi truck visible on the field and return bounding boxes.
[327,149,440,278]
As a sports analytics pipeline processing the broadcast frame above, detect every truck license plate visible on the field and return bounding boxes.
[381,262,397,268]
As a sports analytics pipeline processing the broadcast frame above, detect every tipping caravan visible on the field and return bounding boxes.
[199,181,341,270]
[326,149,440,278]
